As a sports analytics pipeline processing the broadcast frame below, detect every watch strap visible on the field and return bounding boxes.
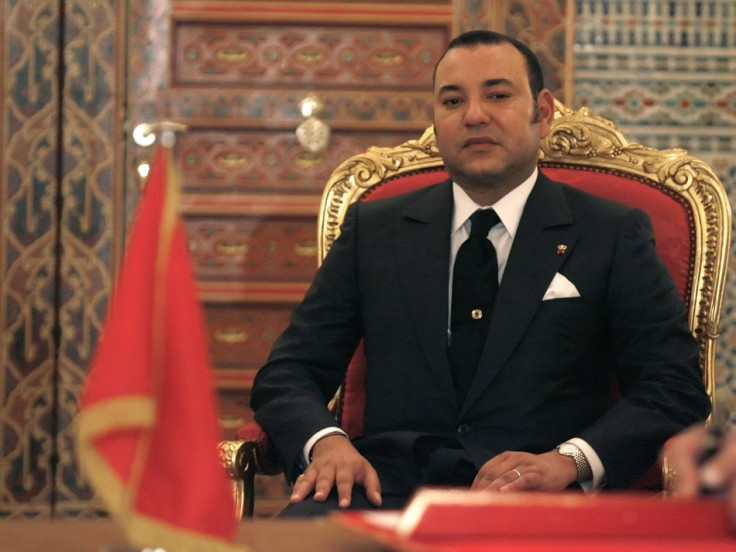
[557,442,593,483]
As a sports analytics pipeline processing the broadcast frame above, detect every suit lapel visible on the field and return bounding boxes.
[462,175,579,412]
[394,180,457,405]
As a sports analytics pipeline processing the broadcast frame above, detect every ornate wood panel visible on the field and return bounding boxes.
[1,0,126,518]
[138,2,454,427]
[177,129,420,194]
[1,0,61,518]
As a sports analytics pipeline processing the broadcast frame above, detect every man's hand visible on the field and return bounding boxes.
[471,450,577,492]
[289,434,382,508]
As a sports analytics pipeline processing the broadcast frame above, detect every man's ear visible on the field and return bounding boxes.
[536,89,556,138]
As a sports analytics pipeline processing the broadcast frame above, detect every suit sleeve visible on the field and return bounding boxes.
[250,203,364,481]
[577,208,711,488]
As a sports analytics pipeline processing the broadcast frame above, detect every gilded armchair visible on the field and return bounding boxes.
[219,100,731,518]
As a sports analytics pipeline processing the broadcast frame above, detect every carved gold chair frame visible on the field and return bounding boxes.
[219,100,731,518]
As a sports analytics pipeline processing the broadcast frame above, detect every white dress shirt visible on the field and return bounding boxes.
[449,169,604,490]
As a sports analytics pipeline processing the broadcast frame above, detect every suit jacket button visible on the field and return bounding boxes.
[457,424,470,435]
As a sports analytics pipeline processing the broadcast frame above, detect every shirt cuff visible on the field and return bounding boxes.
[568,437,605,491]
[302,427,349,465]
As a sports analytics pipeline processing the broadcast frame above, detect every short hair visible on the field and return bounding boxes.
[433,30,545,98]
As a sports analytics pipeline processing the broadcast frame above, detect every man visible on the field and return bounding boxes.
[250,30,710,515]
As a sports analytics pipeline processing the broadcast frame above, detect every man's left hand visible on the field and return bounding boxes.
[471,450,577,492]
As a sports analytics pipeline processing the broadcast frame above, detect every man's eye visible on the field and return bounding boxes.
[442,98,462,106]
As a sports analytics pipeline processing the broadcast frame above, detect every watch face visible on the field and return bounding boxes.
[558,443,576,455]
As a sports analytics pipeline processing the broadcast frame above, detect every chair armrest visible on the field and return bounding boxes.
[218,422,285,518]
[236,421,283,476]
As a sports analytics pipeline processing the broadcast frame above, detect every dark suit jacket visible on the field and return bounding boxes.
[251,173,710,492]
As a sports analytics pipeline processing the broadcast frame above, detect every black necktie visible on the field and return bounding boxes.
[448,209,500,404]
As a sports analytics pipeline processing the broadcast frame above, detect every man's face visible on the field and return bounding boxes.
[433,43,553,191]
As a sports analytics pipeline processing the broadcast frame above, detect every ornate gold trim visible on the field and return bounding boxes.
[218,439,244,479]
[218,440,246,518]
[318,125,444,262]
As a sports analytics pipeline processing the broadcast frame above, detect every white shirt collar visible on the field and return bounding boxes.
[451,168,538,237]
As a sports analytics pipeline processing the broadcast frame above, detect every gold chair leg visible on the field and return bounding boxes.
[218,440,250,519]
[240,441,257,518]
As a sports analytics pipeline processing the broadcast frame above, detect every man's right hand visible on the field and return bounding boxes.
[289,434,382,509]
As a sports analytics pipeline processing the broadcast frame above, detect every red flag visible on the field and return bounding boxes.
[77,146,246,552]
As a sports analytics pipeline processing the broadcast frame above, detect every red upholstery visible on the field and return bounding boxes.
[364,170,450,201]
[236,421,282,475]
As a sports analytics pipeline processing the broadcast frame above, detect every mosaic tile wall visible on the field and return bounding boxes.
[573,0,736,422]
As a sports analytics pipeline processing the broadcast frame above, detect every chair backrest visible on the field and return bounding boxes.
[319,100,731,450]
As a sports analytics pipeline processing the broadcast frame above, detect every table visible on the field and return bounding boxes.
[0,519,391,552]
[4,492,736,552]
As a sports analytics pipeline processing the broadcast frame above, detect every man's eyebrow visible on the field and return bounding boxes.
[483,78,514,87]
[437,78,514,95]
[437,84,461,95]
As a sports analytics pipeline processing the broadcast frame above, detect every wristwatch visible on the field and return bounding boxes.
[556,442,593,483]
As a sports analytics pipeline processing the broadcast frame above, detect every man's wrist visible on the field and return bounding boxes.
[556,441,593,483]
[304,427,348,464]
[310,430,348,461]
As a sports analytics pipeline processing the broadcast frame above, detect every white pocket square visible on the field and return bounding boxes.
[543,272,580,300]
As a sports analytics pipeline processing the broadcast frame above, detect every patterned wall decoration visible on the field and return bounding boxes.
[503,0,573,102]
[55,0,125,518]
[572,0,736,423]
[173,24,442,89]
[1,0,62,518]
[455,0,500,32]
[455,0,572,104]
[0,0,123,518]
[177,130,420,195]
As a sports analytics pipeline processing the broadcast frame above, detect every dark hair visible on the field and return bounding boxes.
[434,30,545,98]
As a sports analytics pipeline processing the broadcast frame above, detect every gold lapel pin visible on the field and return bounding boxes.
[557,244,568,255]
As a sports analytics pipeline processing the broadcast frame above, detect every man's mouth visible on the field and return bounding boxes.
[463,137,499,147]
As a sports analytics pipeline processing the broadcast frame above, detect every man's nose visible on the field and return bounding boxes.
[463,98,490,126]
